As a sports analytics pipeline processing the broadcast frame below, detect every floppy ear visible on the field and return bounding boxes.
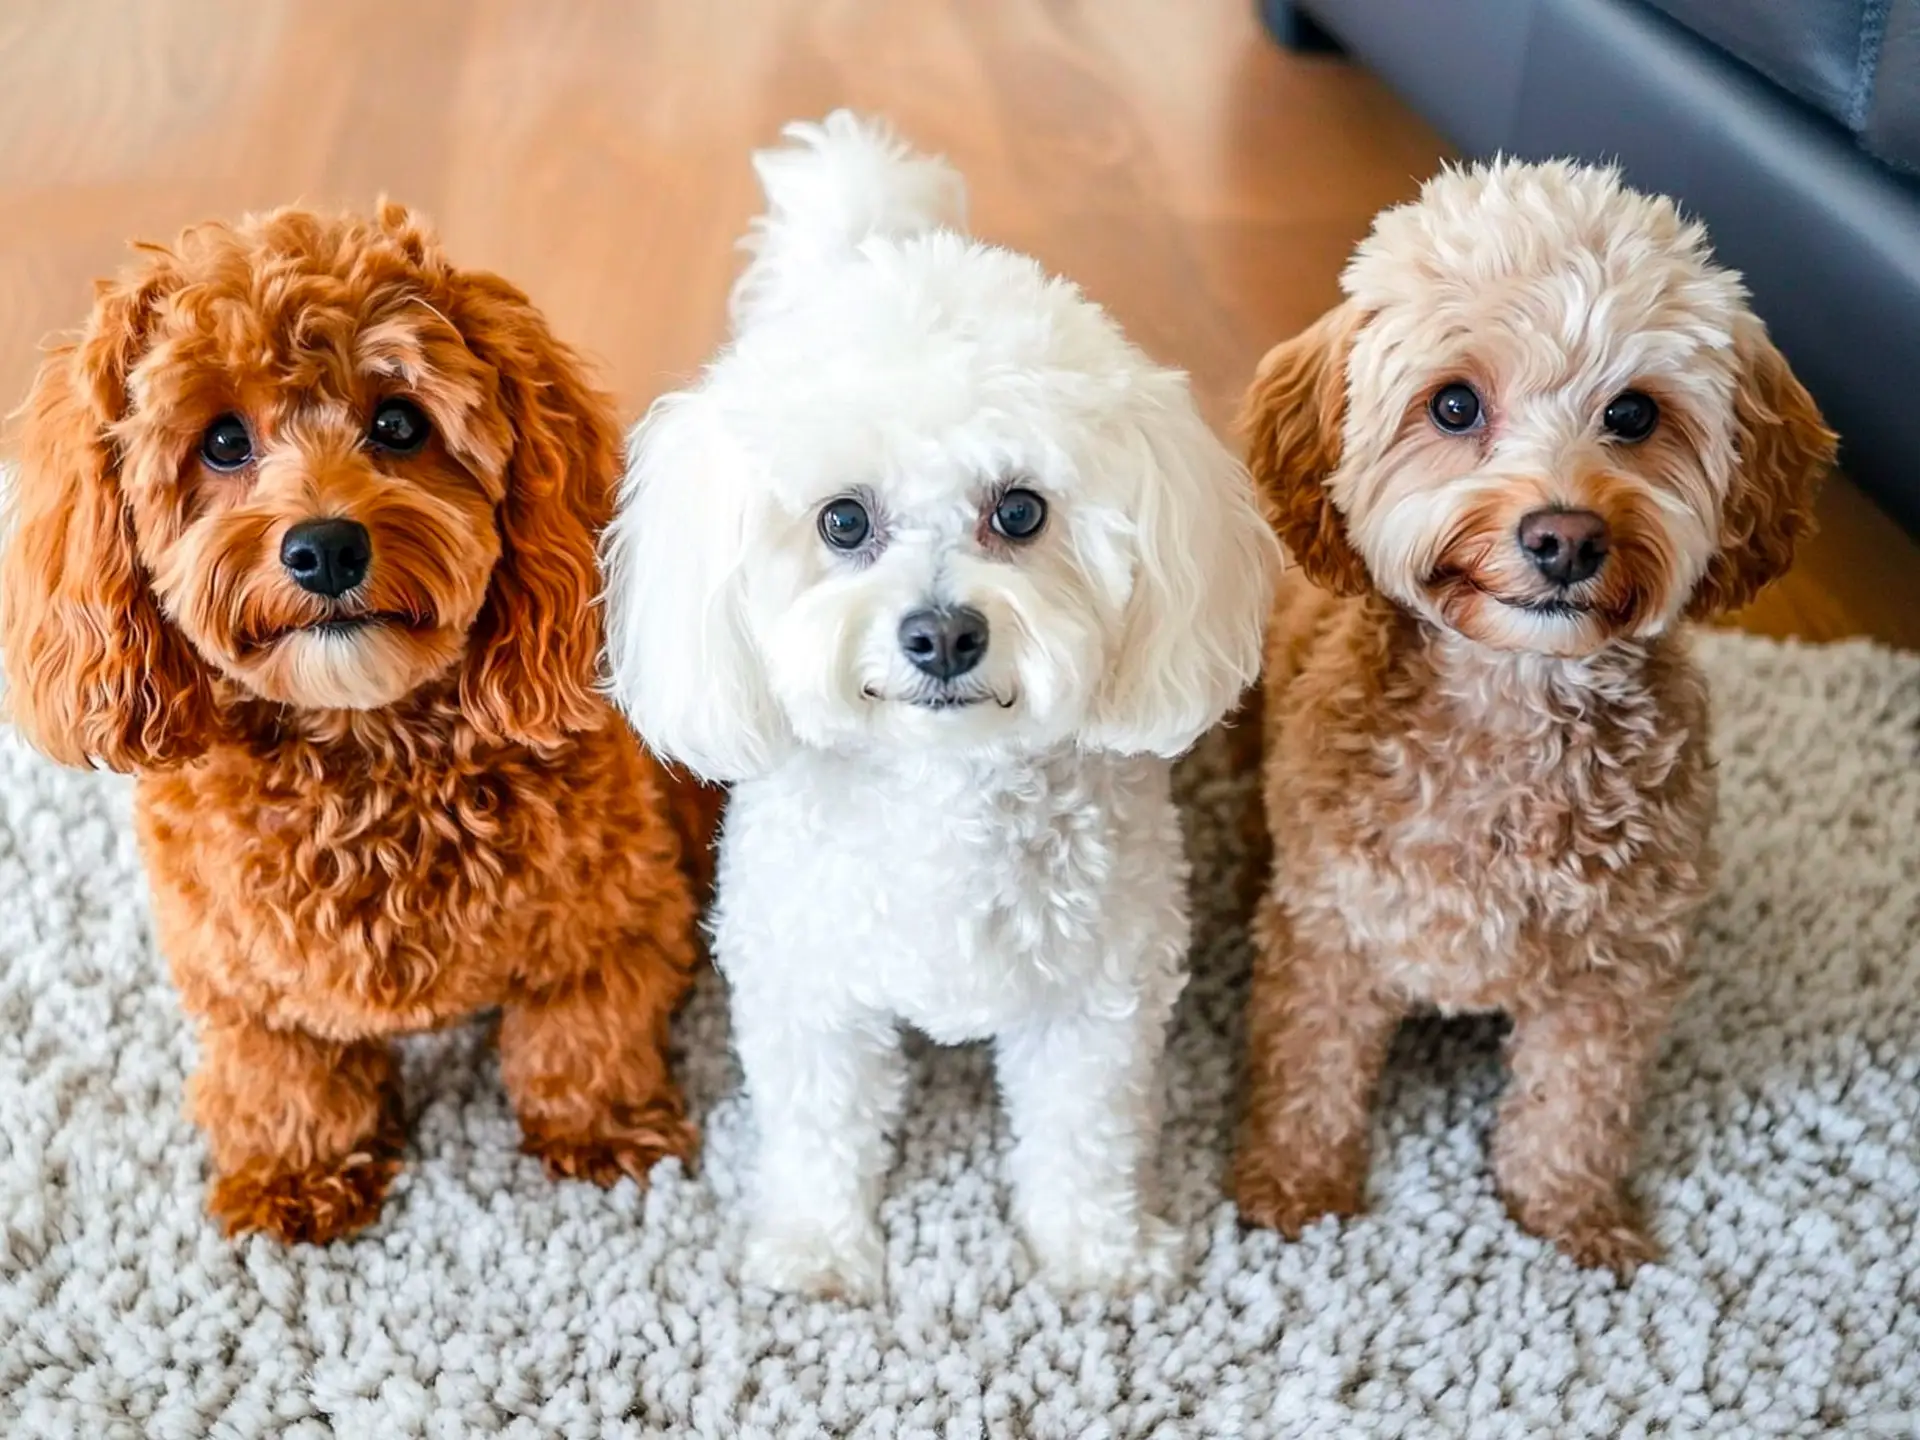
[1081,377,1281,757]
[600,389,789,783]
[0,260,217,771]
[441,261,621,746]
[1241,302,1372,596]
[1686,316,1835,618]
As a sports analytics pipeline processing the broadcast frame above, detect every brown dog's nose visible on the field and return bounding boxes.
[1517,509,1609,586]
[281,519,371,598]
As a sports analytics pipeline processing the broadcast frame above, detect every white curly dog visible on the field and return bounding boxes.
[603,112,1277,1300]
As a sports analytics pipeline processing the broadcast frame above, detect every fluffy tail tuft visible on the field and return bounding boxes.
[731,110,966,325]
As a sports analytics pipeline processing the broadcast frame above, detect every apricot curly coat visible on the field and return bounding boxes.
[1232,163,1835,1275]
[1,204,719,1244]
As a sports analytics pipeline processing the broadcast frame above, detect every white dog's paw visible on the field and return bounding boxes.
[1026,1213,1185,1294]
[741,1222,886,1303]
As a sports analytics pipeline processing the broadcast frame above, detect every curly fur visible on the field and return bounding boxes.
[0,204,717,1243]
[603,112,1278,1300]
[1233,161,1835,1275]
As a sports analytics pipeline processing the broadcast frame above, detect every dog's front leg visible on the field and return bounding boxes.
[500,939,698,1190]
[1232,893,1405,1238]
[1493,957,1686,1278]
[734,1001,905,1302]
[995,993,1184,1292]
[189,1008,404,1244]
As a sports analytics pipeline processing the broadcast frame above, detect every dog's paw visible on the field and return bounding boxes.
[521,1108,698,1188]
[1509,1193,1660,1280]
[741,1223,886,1303]
[1555,1217,1659,1280]
[208,1146,400,1245]
[1232,1156,1366,1240]
[1028,1213,1185,1294]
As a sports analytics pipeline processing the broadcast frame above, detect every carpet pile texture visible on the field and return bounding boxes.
[2,631,1916,1438]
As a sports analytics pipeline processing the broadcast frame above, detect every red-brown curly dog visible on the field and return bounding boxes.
[1,203,720,1245]
[1233,161,1834,1276]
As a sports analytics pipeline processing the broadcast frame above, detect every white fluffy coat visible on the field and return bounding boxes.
[602,111,1277,1298]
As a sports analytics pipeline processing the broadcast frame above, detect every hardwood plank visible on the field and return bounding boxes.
[1,0,1912,646]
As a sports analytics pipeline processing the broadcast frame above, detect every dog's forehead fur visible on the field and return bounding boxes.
[712,231,1156,508]
[141,215,434,376]
[1338,160,1750,444]
[117,211,506,478]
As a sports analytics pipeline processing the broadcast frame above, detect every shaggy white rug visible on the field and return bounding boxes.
[2,631,1917,1439]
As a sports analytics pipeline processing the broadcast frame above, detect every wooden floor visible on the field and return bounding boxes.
[3,0,1915,647]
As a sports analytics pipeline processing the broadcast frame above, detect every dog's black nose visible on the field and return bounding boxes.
[1517,508,1609,586]
[280,519,371,598]
[898,606,989,681]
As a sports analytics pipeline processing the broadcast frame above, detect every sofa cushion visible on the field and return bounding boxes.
[1865,0,1920,173]
[1638,0,1873,133]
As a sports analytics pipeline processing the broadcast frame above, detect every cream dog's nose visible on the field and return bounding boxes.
[1517,508,1609,586]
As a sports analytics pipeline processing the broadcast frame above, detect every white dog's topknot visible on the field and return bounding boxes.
[730,110,968,326]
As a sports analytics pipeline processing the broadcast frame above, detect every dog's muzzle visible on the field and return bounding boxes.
[898,605,988,681]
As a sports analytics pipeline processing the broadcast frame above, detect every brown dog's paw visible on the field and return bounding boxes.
[522,1106,699,1187]
[1508,1193,1660,1279]
[208,1146,401,1245]
[1232,1156,1366,1239]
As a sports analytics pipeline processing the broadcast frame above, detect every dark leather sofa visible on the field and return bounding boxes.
[1266,0,1920,537]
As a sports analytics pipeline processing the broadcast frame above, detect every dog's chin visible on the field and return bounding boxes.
[223,620,466,710]
[860,683,1016,714]
[841,681,1055,752]
[1428,586,1638,659]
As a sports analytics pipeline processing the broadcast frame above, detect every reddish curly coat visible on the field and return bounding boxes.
[1,205,719,1243]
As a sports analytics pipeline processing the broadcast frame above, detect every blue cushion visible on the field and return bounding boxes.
[1639,0,1879,132]
[1864,0,1920,172]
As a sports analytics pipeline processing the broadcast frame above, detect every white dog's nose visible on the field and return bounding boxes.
[899,606,988,680]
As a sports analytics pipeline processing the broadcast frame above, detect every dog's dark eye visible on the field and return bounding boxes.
[368,398,430,455]
[818,496,871,551]
[1602,390,1659,443]
[199,414,254,471]
[1429,383,1483,434]
[990,488,1047,542]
